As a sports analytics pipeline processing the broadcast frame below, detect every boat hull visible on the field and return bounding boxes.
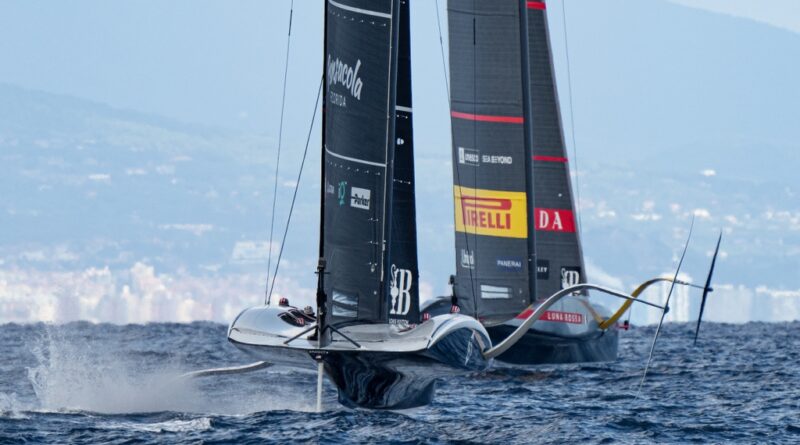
[422,294,619,366]
[485,324,618,365]
[322,327,487,409]
[228,307,490,409]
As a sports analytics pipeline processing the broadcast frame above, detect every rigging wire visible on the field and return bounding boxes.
[560,0,583,235]
[434,0,450,90]
[265,0,295,305]
[435,0,479,312]
[267,77,324,304]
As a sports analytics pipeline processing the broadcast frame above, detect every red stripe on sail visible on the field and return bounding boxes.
[532,155,568,163]
[527,1,546,10]
[451,111,524,124]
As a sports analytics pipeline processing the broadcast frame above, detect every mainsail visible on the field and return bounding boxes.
[448,0,535,322]
[448,0,585,321]
[322,0,419,325]
[389,0,421,324]
[526,2,586,300]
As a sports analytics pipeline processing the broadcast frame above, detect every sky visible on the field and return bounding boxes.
[0,1,453,134]
[0,0,316,131]
[1,0,798,130]
[1,0,799,324]
[668,0,800,34]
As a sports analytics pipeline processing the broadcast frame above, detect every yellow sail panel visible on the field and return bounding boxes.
[454,186,528,239]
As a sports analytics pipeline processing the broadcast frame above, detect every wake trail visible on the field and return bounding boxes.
[23,326,318,415]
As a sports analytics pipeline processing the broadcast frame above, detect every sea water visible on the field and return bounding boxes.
[1,321,798,444]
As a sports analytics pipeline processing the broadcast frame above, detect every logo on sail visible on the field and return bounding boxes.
[458,147,480,166]
[537,259,550,280]
[480,284,511,300]
[458,147,513,166]
[327,55,363,107]
[496,258,523,271]
[561,267,582,289]
[535,209,576,233]
[350,187,371,210]
[482,154,512,165]
[454,186,527,239]
[337,181,347,206]
[389,265,413,316]
[460,249,475,269]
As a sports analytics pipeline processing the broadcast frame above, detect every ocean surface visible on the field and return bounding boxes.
[1,321,798,444]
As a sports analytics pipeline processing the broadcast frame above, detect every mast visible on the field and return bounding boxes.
[380,0,403,322]
[518,0,538,309]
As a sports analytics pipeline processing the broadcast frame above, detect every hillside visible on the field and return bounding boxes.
[0,0,798,324]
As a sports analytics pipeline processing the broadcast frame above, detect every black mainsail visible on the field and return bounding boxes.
[390,0,421,324]
[526,1,586,301]
[322,0,419,325]
[448,0,536,322]
[448,0,585,322]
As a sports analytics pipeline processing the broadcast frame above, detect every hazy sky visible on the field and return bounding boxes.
[0,0,453,133]
[1,0,797,138]
[668,0,800,34]
[0,1,319,131]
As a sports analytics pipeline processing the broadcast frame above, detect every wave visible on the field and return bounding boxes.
[23,324,319,415]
